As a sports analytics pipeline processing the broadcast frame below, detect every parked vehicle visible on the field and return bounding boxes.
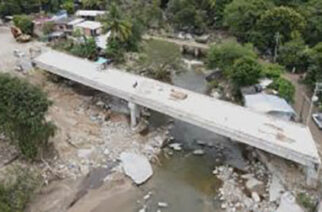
[312,113,322,129]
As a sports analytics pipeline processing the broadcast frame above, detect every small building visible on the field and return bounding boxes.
[244,93,296,121]
[75,10,106,20]
[74,21,103,37]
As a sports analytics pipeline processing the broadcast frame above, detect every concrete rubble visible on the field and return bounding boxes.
[120,152,153,185]
[276,192,304,212]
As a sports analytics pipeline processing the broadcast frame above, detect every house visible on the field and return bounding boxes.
[74,21,103,37]
[75,10,106,20]
[244,93,296,121]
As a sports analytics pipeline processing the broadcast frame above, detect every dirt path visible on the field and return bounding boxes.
[284,73,322,156]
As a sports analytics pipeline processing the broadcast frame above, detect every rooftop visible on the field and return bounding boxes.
[75,10,106,17]
[75,21,102,30]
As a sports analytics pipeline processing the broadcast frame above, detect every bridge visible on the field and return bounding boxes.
[33,50,320,185]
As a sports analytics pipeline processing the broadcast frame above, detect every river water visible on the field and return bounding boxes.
[135,62,247,212]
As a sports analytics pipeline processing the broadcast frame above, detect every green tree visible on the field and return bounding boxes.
[61,0,75,14]
[137,40,181,82]
[302,0,322,46]
[223,0,273,42]
[257,6,306,51]
[269,77,295,102]
[81,0,105,9]
[278,38,309,72]
[207,41,257,75]
[70,37,98,60]
[13,15,34,35]
[305,42,322,88]
[213,0,233,27]
[102,3,132,42]
[0,74,56,159]
[230,56,262,87]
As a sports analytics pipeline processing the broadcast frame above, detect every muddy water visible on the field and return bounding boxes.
[136,63,246,212]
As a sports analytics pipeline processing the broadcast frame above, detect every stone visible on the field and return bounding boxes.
[317,199,322,212]
[103,148,110,155]
[276,192,304,212]
[246,177,265,195]
[169,143,182,151]
[193,149,205,155]
[120,152,153,185]
[196,140,206,146]
[77,148,93,159]
[143,192,152,200]
[251,192,261,202]
[138,206,146,212]
[269,175,284,202]
[158,202,168,208]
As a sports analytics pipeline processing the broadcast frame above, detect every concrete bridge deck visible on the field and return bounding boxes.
[34,50,320,184]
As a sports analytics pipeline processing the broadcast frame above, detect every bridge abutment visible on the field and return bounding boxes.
[128,102,140,129]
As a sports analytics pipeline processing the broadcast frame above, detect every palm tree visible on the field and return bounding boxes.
[102,3,132,42]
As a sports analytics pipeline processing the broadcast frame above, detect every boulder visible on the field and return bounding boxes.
[169,143,182,151]
[245,177,265,196]
[269,175,284,202]
[120,152,153,185]
[193,149,205,155]
[276,192,304,212]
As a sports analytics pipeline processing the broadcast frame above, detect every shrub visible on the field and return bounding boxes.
[269,77,295,103]
[70,37,98,60]
[0,74,56,159]
[0,166,41,212]
[207,41,257,75]
[230,56,262,87]
[278,38,309,72]
[13,15,34,35]
[42,21,55,35]
[262,63,284,79]
[305,42,322,88]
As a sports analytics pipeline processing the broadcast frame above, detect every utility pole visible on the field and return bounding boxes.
[306,82,322,126]
[273,32,280,63]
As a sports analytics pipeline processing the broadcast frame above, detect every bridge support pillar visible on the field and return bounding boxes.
[306,164,319,187]
[128,102,140,129]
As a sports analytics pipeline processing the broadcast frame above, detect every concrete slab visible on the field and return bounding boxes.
[33,50,321,173]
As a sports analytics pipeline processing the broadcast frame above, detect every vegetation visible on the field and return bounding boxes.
[137,40,181,82]
[0,166,41,212]
[269,77,295,103]
[305,42,322,88]
[61,0,75,14]
[13,15,34,35]
[303,0,322,46]
[297,192,316,212]
[0,73,56,159]
[42,21,55,35]
[230,56,262,88]
[223,0,273,42]
[70,37,98,60]
[278,38,309,72]
[207,41,257,75]
[262,63,284,79]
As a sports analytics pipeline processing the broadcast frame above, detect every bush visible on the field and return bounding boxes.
[70,37,98,60]
[0,74,56,159]
[302,0,322,46]
[61,0,75,14]
[305,42,322,88]
[230,56,262,87]
[42,21,55,35]
[262,63,284,79]
[13,15,34,35]
[207,41,257,75]
[105,39,126,63]
[269,77,295,103]
[0,166,41,212]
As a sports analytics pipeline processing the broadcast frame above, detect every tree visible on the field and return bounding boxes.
[102,3,132,42]
[70,37,98,60]
[0,73,56,159]
[257,6,306,51]
[13,15,34,35]
[207,40,257,76]
[223,0,273,42]
[230,56,262,87]
[61,0,75,14]
[269,77,295,102]
[302,0,322,46]
[213,0,233,27]
[278,38,310,72]
[137,40,181,82]
[81,0,105,9]
[305,42,322,88]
